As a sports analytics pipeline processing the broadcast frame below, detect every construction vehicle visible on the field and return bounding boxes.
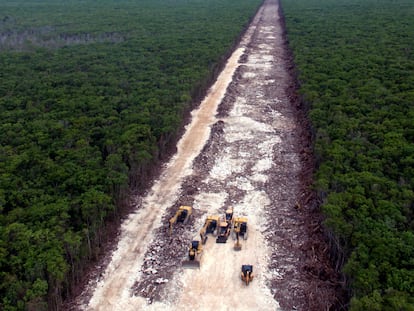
[182,240,202,268]
[216,217,231,243]
[216,207,234,243]
[241,265,254,285]
[233,217,248,251]
[199,215,220,244]
[168,206,192,235]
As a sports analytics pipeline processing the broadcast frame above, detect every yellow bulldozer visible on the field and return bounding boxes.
[216,207,234,243]
[241,265,254,285]
[199,215,220,244]
[216,219,231,243]
[168,205,192,235]
[233,217,248,250]
[182,240,202,269]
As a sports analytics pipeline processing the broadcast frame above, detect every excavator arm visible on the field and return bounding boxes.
[168,215,178,235]
[234,229,242,251]
[199,215,219,244]
[168,206,192,235]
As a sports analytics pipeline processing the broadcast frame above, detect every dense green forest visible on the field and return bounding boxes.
[281,0,414,309]
[0,0,262,309]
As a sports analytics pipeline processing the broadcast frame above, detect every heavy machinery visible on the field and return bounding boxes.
[233,217,248,250]
[233,217,248,240]
[216,207,234,243]
[199,215,220,244]
[168,205,192,235]
[182,240,202,268]
[241,265,254,285]
[216,218,231,243]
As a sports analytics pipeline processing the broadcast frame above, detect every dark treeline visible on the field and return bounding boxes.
[281,0,414,309]
[0,0,262,309]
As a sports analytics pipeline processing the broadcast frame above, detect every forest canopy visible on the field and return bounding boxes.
[281,0,414,309]
[0,0,262,309]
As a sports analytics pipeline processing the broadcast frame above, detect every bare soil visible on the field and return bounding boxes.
[72,0,346,310]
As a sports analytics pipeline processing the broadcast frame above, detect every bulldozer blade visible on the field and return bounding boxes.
[216,236,228,243]
[182,260,200,269]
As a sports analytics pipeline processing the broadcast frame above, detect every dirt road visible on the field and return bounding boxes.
[77,0,340,310]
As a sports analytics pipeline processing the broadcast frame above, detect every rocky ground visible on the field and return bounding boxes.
[72,0,345,310]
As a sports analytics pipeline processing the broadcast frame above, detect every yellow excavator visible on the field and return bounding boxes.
[168,205,192,235]
[182,240,202,268]
[233,217,248,250]
[199,215,220,244]
[216,207,234,243]
[241,265,254,285]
